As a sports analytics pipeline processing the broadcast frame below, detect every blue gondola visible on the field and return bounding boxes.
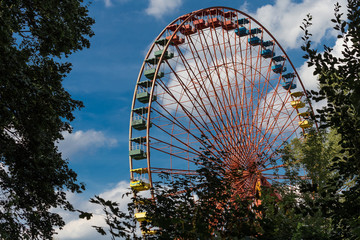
[282,72,295,79]
[272,56,286,62]
[237,18,249,25]
[272,64,286,73]
[248,37,261,46]
[235,27,249,37]
[261,49,275,58]
[249,28,262,34]
[281,81,297,90]
[262,40,274,47]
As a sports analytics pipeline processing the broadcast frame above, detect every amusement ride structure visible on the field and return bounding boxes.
[128,6,315,226]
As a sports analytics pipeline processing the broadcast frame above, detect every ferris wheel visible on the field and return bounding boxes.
[129,6,315,205]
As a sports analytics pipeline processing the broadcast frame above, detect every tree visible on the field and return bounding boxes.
[0,0,94,239]
[87,141,334,240]
[140,150,261,239]
[281,129,342,187]
[300,0,360,238]
[258,129,340,240]
[87,145,262,239]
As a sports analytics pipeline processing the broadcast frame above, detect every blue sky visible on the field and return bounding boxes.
[55,0,347,239]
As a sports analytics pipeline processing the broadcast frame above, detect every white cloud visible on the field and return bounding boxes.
[298,64,318,92]
[58,130,118,158]
[331,37,348,58]
[56,181,133,240]
[101,0,129,8]
[250,0,347,49]
[104,0,112,7]
[239,1,249,12]
[145,0,182,19]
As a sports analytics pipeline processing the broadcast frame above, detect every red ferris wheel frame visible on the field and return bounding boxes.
[129,6,317,199]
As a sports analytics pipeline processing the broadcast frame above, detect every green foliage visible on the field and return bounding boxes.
[0,0,94,239]
[88,143,333,240]
[282,129,342,186]
[258,187,332,240]
[262,130,341,239]
[87,145,262,239]
[140,149,260,239]
[301,0,360,238]
[88,195,140,239]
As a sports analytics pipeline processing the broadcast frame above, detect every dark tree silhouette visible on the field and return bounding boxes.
[0,0,94,238]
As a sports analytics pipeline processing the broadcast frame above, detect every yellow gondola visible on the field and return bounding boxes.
[290,91,304,98]
[135,212,149,222]
[142,230,157,235]
[299,120,312,129]
[130,168,148,174]
[297,112,310,117]
[130,180,150,191]
[291,100,305,109]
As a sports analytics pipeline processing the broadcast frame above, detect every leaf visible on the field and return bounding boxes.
[93,226,107,236]
[78,211,93,220]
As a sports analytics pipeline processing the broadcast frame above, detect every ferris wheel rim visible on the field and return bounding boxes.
[129,6,318,198]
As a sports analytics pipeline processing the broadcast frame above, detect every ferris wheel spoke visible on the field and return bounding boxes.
[210,26,249,150]
[148,111,210,161]
[150,167,198,175]
[194,30,241,135]
[260,108,299,159]
[156,67,214,133]
[151,85,239,163]
[261,174,298,180]
[168,46,230,137]
[208,27,236,114]
[171,41,230,135]
[230,32,244,134]
[250,49,271,149]
[261,126,301,168]
[259,83,283,132]
[149,143,198,164]
[190,28,255,165]
[150,135,200,158]
[164,50,242,158]
[256,56,279,126]
[195,29,252,158]
[247,44,260,148]
[257,88,292,152]
[261,131,298,168]
[150,102,224,159]
[178,35,247,157]
[260,163,285,172]
[225,30,255,159]
[238,38,254,143]
[194,37,234,147]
